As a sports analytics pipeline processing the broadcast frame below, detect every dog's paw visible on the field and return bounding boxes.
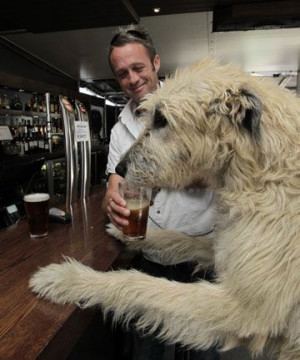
[29,257,89,305]
[106,223,146,252]
[106,223,128,243]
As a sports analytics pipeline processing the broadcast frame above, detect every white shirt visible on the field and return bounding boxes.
[106,99,216,262]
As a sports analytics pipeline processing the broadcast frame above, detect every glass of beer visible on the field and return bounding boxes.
[24,193,50,238]
[119,181,152,241]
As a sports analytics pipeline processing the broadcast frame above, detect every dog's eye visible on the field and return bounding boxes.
[153,110,167,129]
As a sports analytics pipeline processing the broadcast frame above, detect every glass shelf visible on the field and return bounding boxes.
[0,109,61,118]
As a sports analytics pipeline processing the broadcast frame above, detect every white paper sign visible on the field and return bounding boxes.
[74,121,90,142]
[0,126,13,140]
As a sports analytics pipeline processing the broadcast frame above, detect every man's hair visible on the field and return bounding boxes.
[108,24,157,70]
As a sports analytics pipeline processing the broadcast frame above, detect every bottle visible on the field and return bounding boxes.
[3,94,10,109]
[50,96,55,113]
[53,96,59,113]
[38,95,43,112]
[44,134,49,151]
[32,117,39,151]
[26,119,34,153]
[52,117,58,133]
[25,99,32,112]
[10,95,15,110]
[16,118,23,140]
[41,96,47,113]
[13,93,23,110]
[9,118,16,138]
[23,120,29,154]
[38,119,45,151]
[31,95,38,112]
[14,119,23,155]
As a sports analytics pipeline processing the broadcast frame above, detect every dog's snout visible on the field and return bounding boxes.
[116,158,128,178]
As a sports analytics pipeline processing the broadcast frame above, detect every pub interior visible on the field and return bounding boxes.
[0,1,299,359]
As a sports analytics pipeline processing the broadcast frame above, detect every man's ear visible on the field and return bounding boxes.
[153,54,160,73]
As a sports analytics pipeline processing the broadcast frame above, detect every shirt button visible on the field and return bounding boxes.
[156,210,160,214]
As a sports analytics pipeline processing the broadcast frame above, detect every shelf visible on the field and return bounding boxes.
[0,109,61,118]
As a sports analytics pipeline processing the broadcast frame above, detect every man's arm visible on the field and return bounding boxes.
[101,173,130,230]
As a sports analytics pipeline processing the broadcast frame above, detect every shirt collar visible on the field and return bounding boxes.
[118,81,163,139]
[118,99,145,139]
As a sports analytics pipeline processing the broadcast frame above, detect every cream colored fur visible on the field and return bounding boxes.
[30,59,300,360]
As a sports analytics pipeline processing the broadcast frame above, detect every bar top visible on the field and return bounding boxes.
[0,187,124,360]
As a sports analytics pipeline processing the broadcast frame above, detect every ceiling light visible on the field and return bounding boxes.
[153,8,160,13]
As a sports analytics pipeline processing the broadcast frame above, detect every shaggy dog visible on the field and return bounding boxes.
[30,59,300,360]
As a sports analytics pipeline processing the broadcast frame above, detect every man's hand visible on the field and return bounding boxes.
[102,174,130,230]
[107,189,130,230]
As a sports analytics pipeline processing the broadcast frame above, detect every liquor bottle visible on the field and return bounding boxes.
[44,134,49,151]
[57,117,63,133]
[41,96,47,113]
[26,119,34,153]
[44,120,49,152]
[10,95,15,110]
[38,95,43,112]
[25,99,32,112]
[50,96,55,113]
[29,131,35,153]
[9,118,16,138]
[13,93,23,110]
[32,117,39,151]
[52,117,58,133]
[23,120,29,154]
[15,119,24,155]
[31,95,38,112]
[2,94,10,109]
[38,118,45,151]
[53,96,59,113]
[16,119,23,140]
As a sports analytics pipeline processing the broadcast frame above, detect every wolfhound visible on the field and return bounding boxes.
[30,59,300,360]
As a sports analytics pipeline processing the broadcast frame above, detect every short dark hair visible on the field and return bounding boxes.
[108,24,157,70]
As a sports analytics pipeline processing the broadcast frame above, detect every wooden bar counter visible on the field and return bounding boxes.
[0,187,125,360]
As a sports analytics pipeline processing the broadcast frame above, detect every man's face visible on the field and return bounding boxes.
[110,43,160,105]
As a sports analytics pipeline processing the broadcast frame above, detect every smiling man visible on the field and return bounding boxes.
[102,26,161,222]
[110,41,160,105]
[101,24,218,360]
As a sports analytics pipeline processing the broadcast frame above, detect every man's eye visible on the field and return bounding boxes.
[118,72,127,79]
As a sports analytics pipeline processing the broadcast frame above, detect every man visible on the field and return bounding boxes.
[102,24,219,360]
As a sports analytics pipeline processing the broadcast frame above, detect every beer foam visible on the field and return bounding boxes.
[126,199,149,210]
[24,193,50,202]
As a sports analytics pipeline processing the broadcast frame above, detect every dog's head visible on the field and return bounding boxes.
[120,58,297,191]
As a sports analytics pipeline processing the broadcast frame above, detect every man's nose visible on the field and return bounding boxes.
[128,70,139,84]
[116,157,128,178]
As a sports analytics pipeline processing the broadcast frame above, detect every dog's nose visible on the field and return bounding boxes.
[116,158,127,178]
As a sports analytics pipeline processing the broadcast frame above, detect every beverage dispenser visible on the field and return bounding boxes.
[59,97,91,206]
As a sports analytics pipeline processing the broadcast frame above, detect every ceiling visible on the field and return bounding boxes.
[1,0,300,34]
[1,0,300,103]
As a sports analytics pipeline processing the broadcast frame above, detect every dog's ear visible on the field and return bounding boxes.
[239,89,262,138]
[219,89,262,137]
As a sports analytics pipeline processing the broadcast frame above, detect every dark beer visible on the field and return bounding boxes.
[123,199,150,239]
[24,193,50,238]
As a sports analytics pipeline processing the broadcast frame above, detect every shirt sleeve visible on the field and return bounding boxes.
[105,125,122,175]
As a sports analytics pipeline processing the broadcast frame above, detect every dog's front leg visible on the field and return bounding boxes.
[30,258,243,351]
[107,223,214,266]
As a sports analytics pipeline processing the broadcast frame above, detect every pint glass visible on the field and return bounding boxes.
[24,193,50,238]
[119,182,152,241]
